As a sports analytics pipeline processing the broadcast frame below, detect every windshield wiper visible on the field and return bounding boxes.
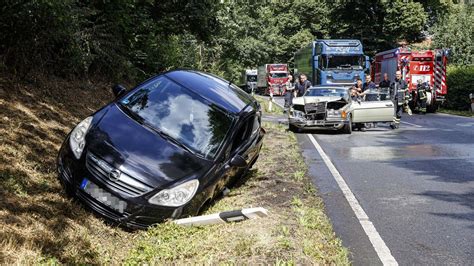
[339,64,352,69]
[147,125,197,155]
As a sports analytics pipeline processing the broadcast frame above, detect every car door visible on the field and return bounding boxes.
[352,92,394,123]
[225,114,260,183]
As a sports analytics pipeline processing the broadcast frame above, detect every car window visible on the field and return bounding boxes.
[231,116,256,153]
[119,76,234,159]
[364,88,390,102]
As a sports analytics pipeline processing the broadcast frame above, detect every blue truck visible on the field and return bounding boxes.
[294,39,370,85]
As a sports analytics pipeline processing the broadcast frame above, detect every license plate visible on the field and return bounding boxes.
[81,178,127,213]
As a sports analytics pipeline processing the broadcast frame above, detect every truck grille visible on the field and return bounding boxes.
[86,153,153,197]
[305,102,327,114]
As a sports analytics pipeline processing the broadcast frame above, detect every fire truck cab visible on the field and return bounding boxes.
[371,47,448,113]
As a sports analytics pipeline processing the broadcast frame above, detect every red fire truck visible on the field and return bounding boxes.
[371,47,448,112]
[257,63,289,96]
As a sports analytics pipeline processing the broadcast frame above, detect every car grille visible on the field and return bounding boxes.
[305,102,327,114]
[307,113,326,120]
[293,104,305,112]
[86,152,153,197]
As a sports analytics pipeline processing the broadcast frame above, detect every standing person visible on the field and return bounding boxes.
[352,78,366,131]
[416,80,428,114]
[363,75,376,92]
[284,74,295,112]
[363,75,377,128]
[295,74,312,97]
[379,73,391,89]
[354,78,364,95]
[390,70,408,129]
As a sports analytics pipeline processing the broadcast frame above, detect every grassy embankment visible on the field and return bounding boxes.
[0,78,348,264]
[438,108,473,117]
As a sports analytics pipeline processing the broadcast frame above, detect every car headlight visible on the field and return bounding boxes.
[69,116,93,159]
[148,179,199,207]
[326,109,342,117]
[291,110,305,118]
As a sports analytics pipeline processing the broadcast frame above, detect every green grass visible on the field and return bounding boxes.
[438,108,474,117]
[1,80,349,264]
[254,95,284,115]
[124,121,350,265]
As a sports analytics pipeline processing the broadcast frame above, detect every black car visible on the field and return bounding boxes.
[57,70,265,229]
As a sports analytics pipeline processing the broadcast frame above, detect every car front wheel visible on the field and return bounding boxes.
[341,115,352,134]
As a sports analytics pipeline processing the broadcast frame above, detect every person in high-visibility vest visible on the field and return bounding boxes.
[390,71,408,129]
[416,79,428,114]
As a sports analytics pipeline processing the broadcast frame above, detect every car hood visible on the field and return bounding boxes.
[86,104,212,189]
[293,96,344,105]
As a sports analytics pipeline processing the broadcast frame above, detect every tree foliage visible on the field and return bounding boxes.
[0,0,471,82]
[430,5,474,65]
[331,0,427,54]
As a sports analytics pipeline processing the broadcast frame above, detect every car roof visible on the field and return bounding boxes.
[164,70,255,115]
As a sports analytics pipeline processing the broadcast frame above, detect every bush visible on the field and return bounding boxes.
[445,65,474,110]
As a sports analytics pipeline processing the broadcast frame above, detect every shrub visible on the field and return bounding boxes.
[445,65,474,110]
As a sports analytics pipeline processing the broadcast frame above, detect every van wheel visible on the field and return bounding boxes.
[341,115,352,134]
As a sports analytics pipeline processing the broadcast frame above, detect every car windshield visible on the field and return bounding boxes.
[322,55,364,70]
[364,88,391,101]
[271,73,288,78]
[305,88,348,97]
[119,76,234,159]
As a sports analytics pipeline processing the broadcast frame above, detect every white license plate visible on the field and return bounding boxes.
[80,178,127,213]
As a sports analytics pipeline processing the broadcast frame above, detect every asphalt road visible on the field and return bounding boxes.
[272,96,474,265]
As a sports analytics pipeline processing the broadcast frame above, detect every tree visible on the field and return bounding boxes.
[331,0,427,55]
[430,5,474,65]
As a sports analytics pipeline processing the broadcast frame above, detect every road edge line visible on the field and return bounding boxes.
[307,134,398,266]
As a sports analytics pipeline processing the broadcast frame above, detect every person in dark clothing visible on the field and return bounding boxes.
[363,75,378,128]
[379,73,391,88]
[294,74,312,97]
[416,79,428,114]
[363,75,376,92]
[390,70,408,129]
[352,78,366,131]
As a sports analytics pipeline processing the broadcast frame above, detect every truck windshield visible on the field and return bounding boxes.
[271,73,288,78]
[322,55,364,70]
[247,75,257,82]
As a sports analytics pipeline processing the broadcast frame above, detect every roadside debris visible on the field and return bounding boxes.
[174,207,268,226]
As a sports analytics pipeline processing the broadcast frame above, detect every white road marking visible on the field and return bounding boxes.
[307,134,398,266]
[400,121,423,128]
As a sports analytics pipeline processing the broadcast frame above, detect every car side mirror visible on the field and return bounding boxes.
[112,84,127,98]
[230,154,247,168]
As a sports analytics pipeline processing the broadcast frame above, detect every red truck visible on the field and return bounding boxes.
[257,64,289,96]
[371,47,449,112]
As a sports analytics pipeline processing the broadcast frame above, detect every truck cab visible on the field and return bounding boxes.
[294,39,370,86]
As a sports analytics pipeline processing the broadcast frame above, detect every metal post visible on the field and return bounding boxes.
[470,93,474,113]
